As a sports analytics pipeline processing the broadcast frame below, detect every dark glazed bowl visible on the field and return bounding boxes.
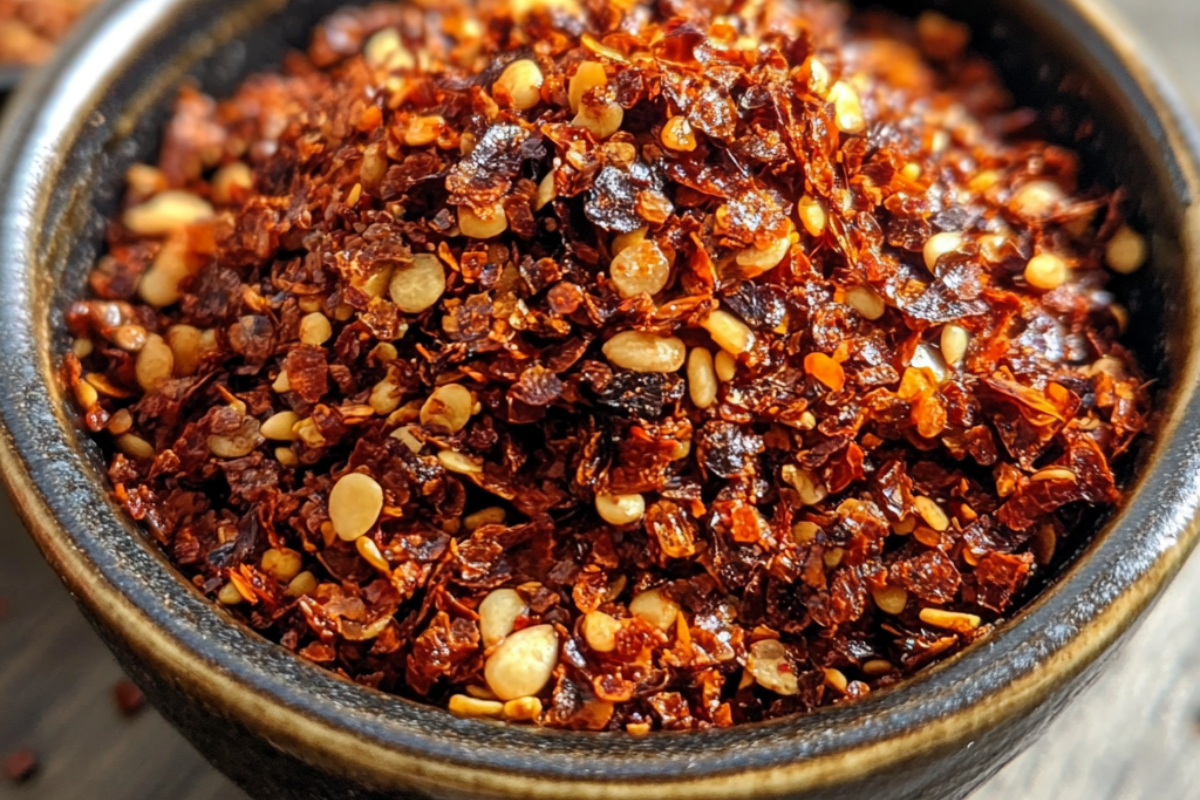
[0,0,1198,798]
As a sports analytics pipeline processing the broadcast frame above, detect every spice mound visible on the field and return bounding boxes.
[66,0,1152,731]
[0,0,99,66]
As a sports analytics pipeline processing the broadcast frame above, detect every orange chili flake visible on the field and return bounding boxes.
[804,352,846,392]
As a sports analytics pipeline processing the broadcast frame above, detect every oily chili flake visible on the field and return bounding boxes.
[67,0,1153,733]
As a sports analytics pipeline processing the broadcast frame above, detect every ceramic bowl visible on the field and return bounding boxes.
[0,1,1197,798]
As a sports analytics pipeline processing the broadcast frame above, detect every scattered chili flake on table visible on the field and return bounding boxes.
[65,0,1153,731]
[0,0,99,66]
[113,679,146,717]
[3,747,37,784]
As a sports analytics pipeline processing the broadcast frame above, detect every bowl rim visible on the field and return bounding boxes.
[1,0,1199,797]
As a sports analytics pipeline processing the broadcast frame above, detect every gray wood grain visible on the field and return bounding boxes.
[0,1,1198,798]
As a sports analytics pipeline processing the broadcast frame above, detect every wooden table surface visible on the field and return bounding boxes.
[2,1,1199,798]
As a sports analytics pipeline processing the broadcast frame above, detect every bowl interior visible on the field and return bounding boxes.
[1,0,1198,795]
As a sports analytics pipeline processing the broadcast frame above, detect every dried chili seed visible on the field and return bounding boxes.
[68,0,1151,733]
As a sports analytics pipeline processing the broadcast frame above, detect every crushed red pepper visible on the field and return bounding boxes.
[65,0,1153,731]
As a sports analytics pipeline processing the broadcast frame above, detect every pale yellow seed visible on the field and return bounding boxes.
[135,334,174,393]
[781,464,828,506]
[218,582,244,605]
[892,516,917,535]
[389,253,446,314]
[448,694,505,719]
[747,639,799,695]
[919,608,982,631]
[360,143,389,191]
[479,588,527,648]
[123,191,213,235]
[503,696,543,722]
[1024,253,1069,291]
[941,324,969,366]
[356,536,391,572]
[261,547,303,584]
[609,240,670,298]
[568,61,607,114]
[138,237,190,307]
[573,102,624,140]
[602,331,686,373]
[261,410,300,441]
[911,343,949,384]
[117,434,154,460]
[1012,180,1066,218]
[923,231,963,272]
[714,350,737,382]
[824,667,848,693]
[111,324,147,352]
[296,311,331,346]
[736,237,791,278]
[329,472,384,541]
[166,325,203,376]
[862,659,894,677]
[845,286,885,320]
[388,251,446,314]
[629,588,680,631]
[535,170,557,211]
[464,506,506,532]
[405,115,445,147]
[687,348,718,410]
[701,309,754,356]
[275,447,299,467]
[73,338,94,358]
[466,685,498,700]
[212,162,253,205]
[286,570,318,598]
[458,204,508,239]
[364,28,414,71]
[484,624,559,701]
[293,418,326,449]
[661,116,697,152]
[391,426,424,454]
[494,59,544,111]
[792,520,820,543]
[872,586,908,615]
[125,163,166,196]
[914,496,950,532]
[824,547,845,568]
[805,56,832,98]
[901,162,922,181]
[272,371,292,393]
[420,383,474,433]
[438,450,483,475]
[1106,225,1147,274]
[207,413,260,458]
[582,610,620,653]
[798,195,827,236]
[595,493,645,526]
[829,81,866,135]
[1032,468,1077,482]
[1032,524,1057,566]
[368,375,402,416]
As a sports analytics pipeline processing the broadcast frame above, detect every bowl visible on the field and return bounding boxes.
[0,0,1198,798]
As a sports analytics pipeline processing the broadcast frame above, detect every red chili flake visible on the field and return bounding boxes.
[113,678,147,716]
[65,0,1153,733]
[3,748,37,784]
